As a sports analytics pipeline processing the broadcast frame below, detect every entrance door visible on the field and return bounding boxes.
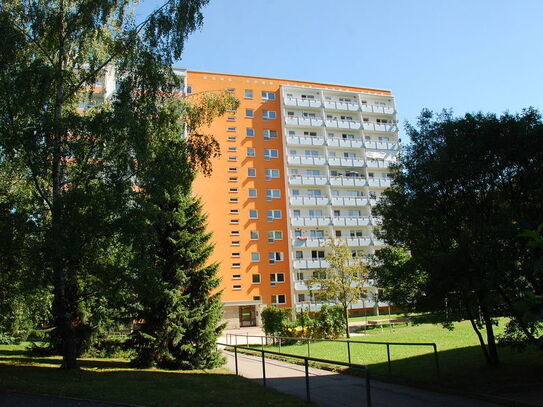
[239,306,256,327]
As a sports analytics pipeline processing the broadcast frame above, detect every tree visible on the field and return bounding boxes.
[312,239,368,338]
[0,0,212,369]
[373,109,543,365]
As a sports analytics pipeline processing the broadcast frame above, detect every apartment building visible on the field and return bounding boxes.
[186,70,399,329]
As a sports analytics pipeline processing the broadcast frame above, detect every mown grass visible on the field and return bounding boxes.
[258,319,543,396]
[0,343,315,407]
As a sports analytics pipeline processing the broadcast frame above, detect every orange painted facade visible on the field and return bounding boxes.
[189,70,392,313]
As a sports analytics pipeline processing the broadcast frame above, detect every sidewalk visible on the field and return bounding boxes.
[222,350,499,407]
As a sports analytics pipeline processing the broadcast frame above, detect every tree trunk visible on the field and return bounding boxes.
[480,303,500,365]
[343,305,350,339]
[465,305,490,364]
[51,0,78,370]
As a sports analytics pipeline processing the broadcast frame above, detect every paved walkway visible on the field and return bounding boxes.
[222,350,499,407]
[0,392,127,407]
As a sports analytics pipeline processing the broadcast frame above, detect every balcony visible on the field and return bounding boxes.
[284,97,323,108]
[324,101,360,112]
[327,138,364,149]
[293,259,330,269]
[362,123,398,133]
[287,155,327,166]
[366,160,394,169]
[327,157,365,168]
[285,116,324,127]
[360,105,395,115]
[368,178,392,188]
[289,175,328,186]
[365,141,399,151]
[290,196,331,206]
[291,217,332,227]
[372,238,386,246]
[331,197,369,207]
[332,216,372,227]
[325,119,362,130]
[346,237,372,247]
[286,136,326,146]
[329,176,368,187]
[292,237,330,248]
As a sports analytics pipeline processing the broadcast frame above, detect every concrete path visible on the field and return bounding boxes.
[0,392,128,407]
[222,350,499,407]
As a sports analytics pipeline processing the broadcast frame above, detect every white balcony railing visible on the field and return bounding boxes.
[331,197,369,206]
[286,136,326,146]
[287,156,327,166]
[327,157,365,167]
[327,138,364,149]
[285,116,324,127]
[324,101,360,112]
[291,217,332,227]
[293,259,330,269]
[325,119,362,130]
[360,105,396,115]
[366,160,395,169]
[329,176,368,187]
[290,196,331,206]
[292,237,331,248]
[364,141,399,151]
[368,178,392,188]
[332,216,372,227]
[288,175,328,186]
[284,97,323,108]
[346,237,372,246]
[362,123,398,133]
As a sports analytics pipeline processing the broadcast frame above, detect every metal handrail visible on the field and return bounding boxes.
[218,341,371,406]
[225,333,440,378]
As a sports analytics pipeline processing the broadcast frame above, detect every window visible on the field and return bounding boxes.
[229,188,238,193]
[247,148,255,157]
[294,230,302,237]
[272,294,286,305]
[265,169,280,180]
[230,230,240,236]
[233,285,241,290]
[296,272,304,280]
[307,169,320,176]
[246,128,255,137]
[308,209,323,217]
[305,150,319,157]
[228,167,237,172]
[227,88,235,93]
[269,252,284,264]
[228,156,237,162]
[252,274,261,284]
[245,109,254,118]
[310,230,325,238]
[264,149,279,160]
[334,210,341,217]
[250,230,259,240]
[266,189,280,201]
[335,230,342,237]
[227,127,236,132]
[232,263,241,268]
[230,219,239,224]
[350,230,363,237]
[248,168,256,177]
[307,189,322,197]
[348,209,361,217]
[293,210,301,217]
[301,94,315,100]
[248,188,257,198]
[253,296,261,301]
[249,209,258,219]
[303,131,317,137]
[232,274,241,279]
[262,110,276,120]
[227,116,236,122]
[244,89,253,98]
[230,209,239,215]
[229,198,239,203]
[295,251,303,259]
[263,129,277,140]
[267,210,282,221]
[231,241,240,246]
[268,230,283,242]
[288,130,296,135]
[227,136,237,141]
[227,147,237,152]
[270,273,285,283]
[298,294,306,302]
[186,86,192,94]
[251,252,260,262]
[231,253,241,258]
[262,91,276,101]
[311,250,325,259]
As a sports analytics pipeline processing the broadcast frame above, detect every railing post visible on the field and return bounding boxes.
[347,341,352,364]
[365,366,372,407]
[433,344,440,379]
[235,334,238,346]
[261,335,264,350]
[279,337,282,353]
[386,343,391,373]
[307,339,311,357]
[305,358,310,401]
[234,346,238,375]
[246,332,249,344]
[261,350,267,387]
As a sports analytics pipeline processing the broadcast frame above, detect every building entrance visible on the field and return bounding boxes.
[239,306,256,327]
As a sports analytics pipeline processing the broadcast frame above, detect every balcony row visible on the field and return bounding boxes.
[283,97,396,115]
[289,175,391,188]
[285,116,398,133]
[291,216,377,227]
[290,196,379,207]
[287,155,395,168]
[286,136,398,151]
[292,251,383,269]
[292,236,372,248]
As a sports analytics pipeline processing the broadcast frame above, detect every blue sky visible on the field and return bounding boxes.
[138,0,543,138]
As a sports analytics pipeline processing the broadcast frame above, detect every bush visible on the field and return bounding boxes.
[261,306,292,337]
[313,305,345,339]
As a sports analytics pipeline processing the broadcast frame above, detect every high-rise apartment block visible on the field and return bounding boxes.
[86,68,398,328]
[185,70,399,328]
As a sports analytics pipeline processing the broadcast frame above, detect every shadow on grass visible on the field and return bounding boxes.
[344,344,543,396]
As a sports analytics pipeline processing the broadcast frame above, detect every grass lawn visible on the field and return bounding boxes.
[348,312,413,323]
[258,319,543,397]
[0,343,314,407]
